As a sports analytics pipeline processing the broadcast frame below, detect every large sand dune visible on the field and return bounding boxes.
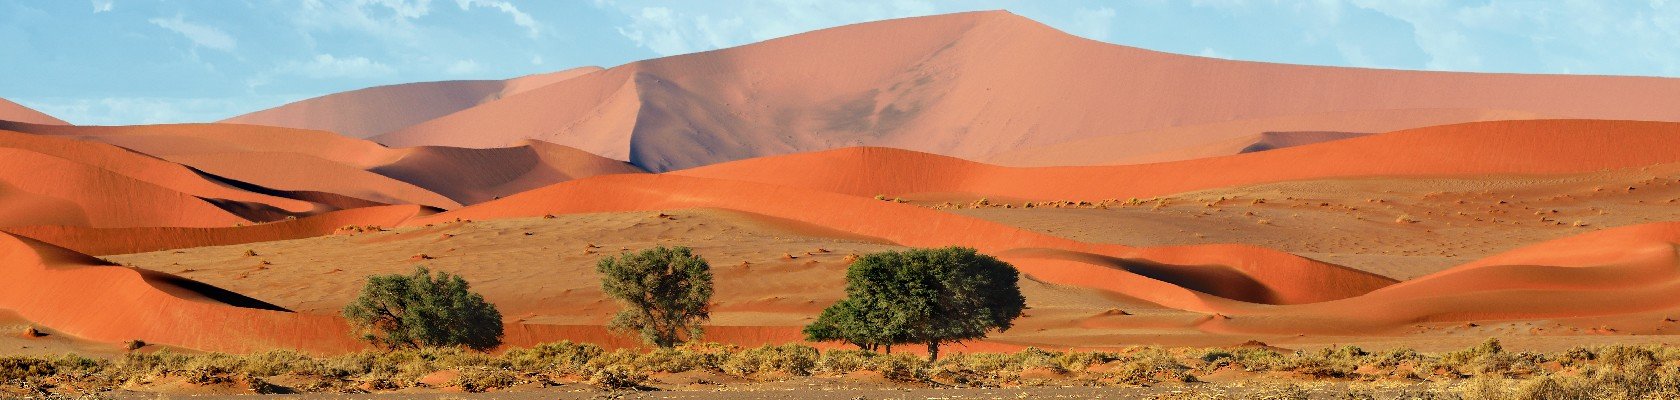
[374,11,1680,171]
[676,119,1680,201]
[222,67,603,138]
[0,128,360,228]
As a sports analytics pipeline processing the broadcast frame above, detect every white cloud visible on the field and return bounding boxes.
[248,54,396,88]
[446,59,481,74]
[293,0,432,42]
[455,0,540,38]
[148,15,237,52]
[1197,47,1231,59]
[530,54,544,65]
[91,0,113,13]
[366,0,433,19]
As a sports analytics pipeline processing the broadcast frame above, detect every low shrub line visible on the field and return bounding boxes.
[6,339,1680,397]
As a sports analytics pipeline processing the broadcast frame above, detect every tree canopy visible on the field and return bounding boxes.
[805,247,1026,360]
[597,246,714,348]
[342,266,504,351]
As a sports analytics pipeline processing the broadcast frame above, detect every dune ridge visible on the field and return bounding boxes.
[0,121,645,209]
[2,205,426,256]
[676,119,1680,201]
[377,11,1680,171]
[0,98,66,125]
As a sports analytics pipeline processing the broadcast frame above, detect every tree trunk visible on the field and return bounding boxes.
[885,343,892,354]
[927,341,940,362]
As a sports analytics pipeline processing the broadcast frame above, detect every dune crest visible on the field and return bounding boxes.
[0,98,66,125]
[378,11,1680,171]
[0,121,645,209]
[676,119,1680,201]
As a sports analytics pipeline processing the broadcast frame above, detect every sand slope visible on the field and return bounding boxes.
[987,108,1544,166]
[0,98,66,125]
[0,128,377,228]
[379,11,1680,171]
[675,119,1680,202]
[0,232,361,353]
[223,67,602,138]
[0,121,644,209]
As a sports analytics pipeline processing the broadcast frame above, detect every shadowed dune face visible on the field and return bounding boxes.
[0,98,66,125]
[377,11,1680,172]
[222,67,603,138]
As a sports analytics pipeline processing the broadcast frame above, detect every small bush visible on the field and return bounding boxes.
[503,340,602,374]
[721,344,818,376]
[453,367,520,392]
[816,349,877,373]
[589,364,647,390]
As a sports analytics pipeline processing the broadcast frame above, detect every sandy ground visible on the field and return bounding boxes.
[98,186,1680,353]
[946,163,1680,280]
[92,379,1459,399]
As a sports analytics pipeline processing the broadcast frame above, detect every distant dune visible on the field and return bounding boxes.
[0,121,644,209]
[675,119,1680,201]
[222,67,603,138]
[366,11,1680,171]
[0,98,66,125]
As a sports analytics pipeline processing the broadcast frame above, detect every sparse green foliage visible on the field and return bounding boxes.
[341,266,504,351]
[597,246,714,348]
[806,247,1026,361]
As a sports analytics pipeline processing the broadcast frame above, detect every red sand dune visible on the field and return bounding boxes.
[1204,222,1680,335]
[987,108,1544,166]
[2,205,425,256]
[0,129,320,215]
[376,11,1680,171]
[0,121,644,208]
[223,67,603,138]
[0,98,66,125]
[675,120,1680,202]
[409,173,1395,308]
[0,232,362,354]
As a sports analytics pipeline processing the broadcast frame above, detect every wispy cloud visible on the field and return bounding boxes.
[455,0,540,38]
[149,15,237,51]
[446,59,481,74]
[247,54,397,88]
[91,0,113,13]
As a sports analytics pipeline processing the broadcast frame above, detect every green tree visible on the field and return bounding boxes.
[597,246,714,348]
[342,266,504,351]
[806,247,1025,361]
[802,298,902,352]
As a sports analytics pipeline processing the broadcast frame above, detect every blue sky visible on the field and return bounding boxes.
[3,0,1678,125]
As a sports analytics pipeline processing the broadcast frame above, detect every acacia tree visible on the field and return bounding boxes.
[802,297,903,352]
[342,267,504,351]
[805,247,1025,361]
[597,246,713,348]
